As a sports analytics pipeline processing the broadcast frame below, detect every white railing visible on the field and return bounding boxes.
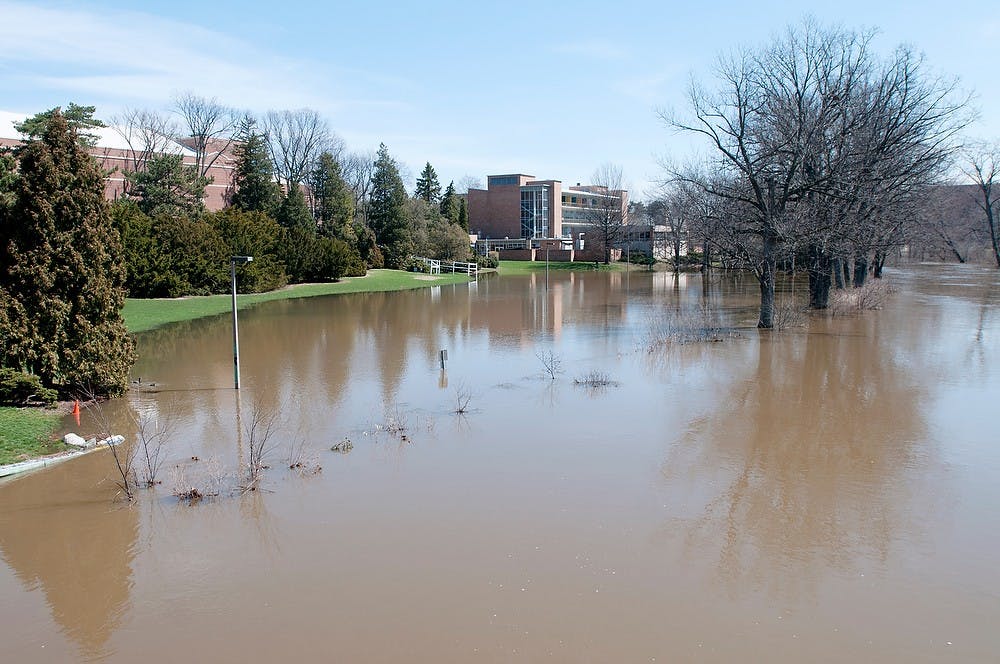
[416,257,478,279]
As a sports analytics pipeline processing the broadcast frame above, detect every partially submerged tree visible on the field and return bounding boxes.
[584,163,628,264]
[962,141,1000,268]
[664,20,967,325]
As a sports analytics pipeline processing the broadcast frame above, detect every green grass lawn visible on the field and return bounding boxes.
[0,407,64,466]
[497,260,623,275]
[124,269,473,333]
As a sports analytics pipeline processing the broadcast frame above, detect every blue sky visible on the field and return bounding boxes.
[1,0,997,198]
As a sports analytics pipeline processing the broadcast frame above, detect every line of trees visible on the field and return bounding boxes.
[661,20,969,327]
[45,94,478,296]
[0,98,480,397]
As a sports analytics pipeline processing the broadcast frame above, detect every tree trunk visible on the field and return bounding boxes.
[843,258,852,288]
[832,257,845,289]
[673,234,681,273]
[853,255,869,288]
[702,239,710,270]
[757,227,778,329]
[807,244,831,309]
[873,251,886,278]
[986,201,1000,268]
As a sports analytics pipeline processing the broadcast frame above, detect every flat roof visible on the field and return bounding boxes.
[0,110,195,156]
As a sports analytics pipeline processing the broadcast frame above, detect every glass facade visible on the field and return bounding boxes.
[520,186,549,238]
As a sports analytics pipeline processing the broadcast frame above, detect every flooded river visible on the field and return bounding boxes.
[1,265,998,662]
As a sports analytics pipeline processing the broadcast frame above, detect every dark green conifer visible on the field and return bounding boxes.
[414,161,441,203]
[0,111,134,395]
[368,144,412,268]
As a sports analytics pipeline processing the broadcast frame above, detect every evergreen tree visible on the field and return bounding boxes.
[14,103,106,147]
[0,111,134,395]
[276,183,314,230]
[457,197,469,232]
[0,149,16,213]
[368,144,412,268]
[127,153,210,217]
[229,120,281,216]
[414,161,441,203]
[439,180,459,223]
[310,152,355,237]
[207,208,287,292]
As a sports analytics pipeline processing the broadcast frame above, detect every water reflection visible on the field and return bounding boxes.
[661,302,932,598]
[0,461,137,660]
[1,266,998,661]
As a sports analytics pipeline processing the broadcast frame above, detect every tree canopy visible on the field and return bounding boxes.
[0,111,134,395]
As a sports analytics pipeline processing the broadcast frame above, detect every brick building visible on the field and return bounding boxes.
[467,174,628,252]
[0,111,236,210]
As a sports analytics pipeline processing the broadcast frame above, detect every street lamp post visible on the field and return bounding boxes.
[230,255,253,389]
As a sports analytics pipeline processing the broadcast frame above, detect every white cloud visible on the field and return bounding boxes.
[0,1,328,111]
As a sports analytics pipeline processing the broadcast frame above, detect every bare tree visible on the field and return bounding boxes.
[662,20,967,326]
[108,108,179,195]
[962,141,1000,268]
[263,109,342,187]
[172,92,238,178]
[129,391,176,487]
[342,149,377,225]
[583,163,628,264]
[243,397,282,492]
[536,350,563,380]
[456,175,483,194]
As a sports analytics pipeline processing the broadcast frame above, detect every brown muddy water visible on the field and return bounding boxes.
[1,265,998,662]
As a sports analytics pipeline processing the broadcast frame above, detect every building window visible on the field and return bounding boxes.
[489,175,518,187]
[520,186,549,239]
[571,196,577,203]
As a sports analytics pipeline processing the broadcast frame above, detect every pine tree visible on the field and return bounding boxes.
[369,144,412,267]
[458,197,469,232]
[414,161,441,203]
[229,121,281,216]
[439,180,459,223]
[127,153,210,217]
[0,111,134,395]
[310,152,355,238]
[0,150,16,213]
[276,183,314,230]
[14,103,106,147]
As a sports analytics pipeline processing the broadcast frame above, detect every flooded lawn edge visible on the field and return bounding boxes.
[123,269,474,333]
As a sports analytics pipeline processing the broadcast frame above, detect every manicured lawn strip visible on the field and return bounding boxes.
[123,269,472,333]
[498,260,623,275]
[0,407,63,466]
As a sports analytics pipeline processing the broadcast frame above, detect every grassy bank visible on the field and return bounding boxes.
[0,407,63,466]
[124,269,473,333]
[498,260,624,275]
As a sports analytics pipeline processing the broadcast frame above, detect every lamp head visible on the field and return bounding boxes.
[231,255,254,265]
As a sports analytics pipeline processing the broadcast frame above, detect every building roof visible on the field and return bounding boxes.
[0,110,195,156]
